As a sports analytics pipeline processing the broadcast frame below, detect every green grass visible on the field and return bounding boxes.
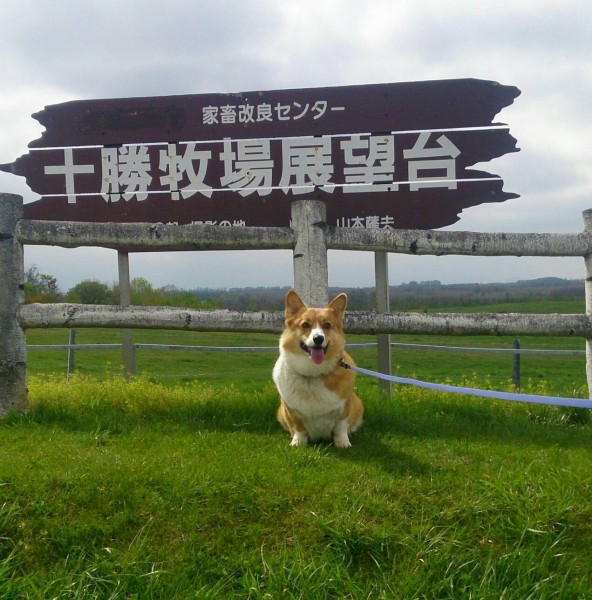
[1,375,591,598]
[425,297,585,314]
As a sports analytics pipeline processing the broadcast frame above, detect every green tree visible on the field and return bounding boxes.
[66,280,113,304]
[160,288,218,309]
[24,265,62,303]
[130,277,164,305]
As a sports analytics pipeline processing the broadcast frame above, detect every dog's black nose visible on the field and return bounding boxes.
[313,334,324,346]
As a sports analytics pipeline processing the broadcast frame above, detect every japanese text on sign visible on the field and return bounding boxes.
[202,100,345,125]
[43,132,461,204]
[188,215,397,229]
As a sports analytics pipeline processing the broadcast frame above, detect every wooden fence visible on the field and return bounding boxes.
[2,192,592,414]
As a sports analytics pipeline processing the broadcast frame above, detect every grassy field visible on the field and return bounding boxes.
[1,298,591,597]
[1,376,592,598]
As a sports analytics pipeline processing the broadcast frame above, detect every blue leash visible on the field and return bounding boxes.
[339,360,592,409]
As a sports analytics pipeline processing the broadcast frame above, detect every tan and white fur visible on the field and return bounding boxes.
[272,290,363,448]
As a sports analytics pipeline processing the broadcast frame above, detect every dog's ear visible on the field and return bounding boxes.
[285,290,307,320]
[328,293,347,319]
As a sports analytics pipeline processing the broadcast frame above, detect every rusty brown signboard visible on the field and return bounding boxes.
[1,79,520,229]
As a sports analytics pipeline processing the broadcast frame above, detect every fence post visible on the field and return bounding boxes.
[118,250,136,379]
[512,338,521,390]
[583,209,592,399]
[291,200,329,307]
[374,252,392,395]
[67,329,76,376]
[0,193,27,414]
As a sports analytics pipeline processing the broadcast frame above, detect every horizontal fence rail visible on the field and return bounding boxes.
[18,303,592,337]
[19,304,285,333]
[16,219,592,257]
[16,220,295,252]
[26,341,586,356]
[344,311,590,337]
[325,227,592,257]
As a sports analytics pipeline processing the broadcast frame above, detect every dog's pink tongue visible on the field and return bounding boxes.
[310,347,325,364]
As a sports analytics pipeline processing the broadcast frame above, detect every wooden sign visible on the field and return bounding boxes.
[1,79,520,229]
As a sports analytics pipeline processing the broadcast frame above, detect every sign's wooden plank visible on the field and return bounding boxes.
[5,128,518,221]
[20,178,515,229]
[27,79,519,148]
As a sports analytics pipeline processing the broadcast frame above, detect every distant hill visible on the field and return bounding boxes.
[193,278,584,311]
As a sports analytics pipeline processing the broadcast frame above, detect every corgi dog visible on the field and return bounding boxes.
[272,290,363,448]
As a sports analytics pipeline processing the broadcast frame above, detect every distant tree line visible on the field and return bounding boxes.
[24,266,584,312]
[24,266,217,309]
[194,278,584,311]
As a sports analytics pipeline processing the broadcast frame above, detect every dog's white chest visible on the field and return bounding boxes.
[273,354,345,440]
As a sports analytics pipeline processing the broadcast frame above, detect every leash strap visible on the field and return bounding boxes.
[339,360,592,409]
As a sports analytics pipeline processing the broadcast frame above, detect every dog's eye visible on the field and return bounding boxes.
[323,322,331,330]
[301,322,311,330]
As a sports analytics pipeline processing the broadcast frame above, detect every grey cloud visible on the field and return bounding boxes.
[400,2,592,65]
[1,0,283,97]
[494,149,585,196]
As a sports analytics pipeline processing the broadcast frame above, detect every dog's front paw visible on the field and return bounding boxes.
[333,435,352,449]
[291,431,309,447]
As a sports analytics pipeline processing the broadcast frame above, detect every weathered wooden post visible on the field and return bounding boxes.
[374,252,392,395]
[291,200,329,307]
[118,250,136,378]
[0,193,27,414]
[583,209,592,398]
[67,329,76,375]
[512,338,521,390]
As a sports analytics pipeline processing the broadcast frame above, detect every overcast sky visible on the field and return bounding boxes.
[1,0,591,293]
